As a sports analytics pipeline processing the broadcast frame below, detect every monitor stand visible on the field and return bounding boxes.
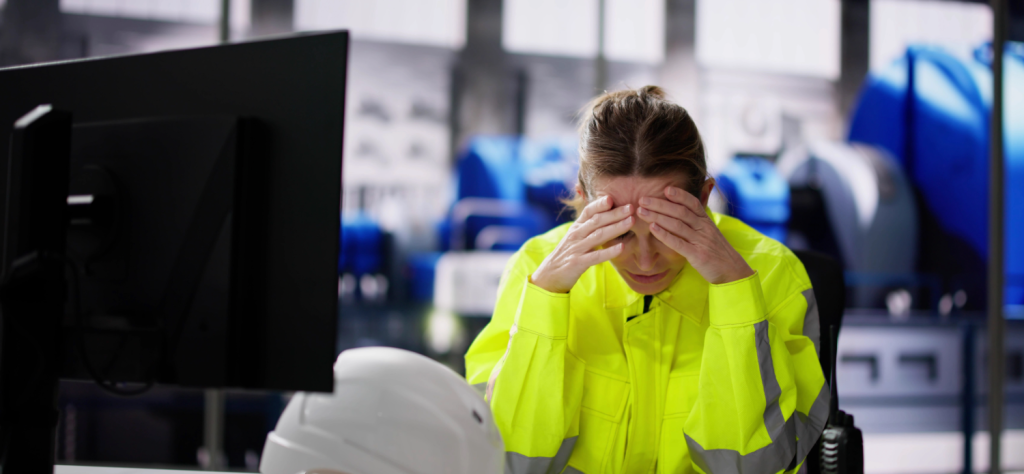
[0,105,72,473]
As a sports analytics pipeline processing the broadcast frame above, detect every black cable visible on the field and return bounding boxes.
[67,259,156,397]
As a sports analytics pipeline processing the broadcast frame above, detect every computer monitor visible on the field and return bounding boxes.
[0,31,347,471]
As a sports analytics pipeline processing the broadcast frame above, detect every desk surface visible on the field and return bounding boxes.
[57,465,234,474]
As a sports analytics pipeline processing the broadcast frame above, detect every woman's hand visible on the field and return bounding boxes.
[636,186,754,285]
[530,196,633,293]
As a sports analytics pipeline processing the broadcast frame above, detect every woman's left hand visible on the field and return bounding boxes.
[636,186,755,285]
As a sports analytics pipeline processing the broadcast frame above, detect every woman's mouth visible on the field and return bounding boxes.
[626,269,669,284]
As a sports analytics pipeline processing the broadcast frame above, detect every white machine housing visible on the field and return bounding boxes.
[433,251,515,316]
[777,140,919,307]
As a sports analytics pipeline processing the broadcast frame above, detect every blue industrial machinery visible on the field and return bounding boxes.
[339,212,392,304]
[339,212,384,277]
[848,43,1024,310]
[521,137,579,223]
[409,136,577,302]
[440,136,576,252]
[717,156,791,243]
[407,251,443,302]
[455,136,525,203]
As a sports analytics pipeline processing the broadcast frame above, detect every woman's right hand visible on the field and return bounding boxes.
[530,196,633,293]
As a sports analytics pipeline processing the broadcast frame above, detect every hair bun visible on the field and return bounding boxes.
[637,85,666,100]
[586,85,667,113]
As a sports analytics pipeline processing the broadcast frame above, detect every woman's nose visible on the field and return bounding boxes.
[635,233,658,271]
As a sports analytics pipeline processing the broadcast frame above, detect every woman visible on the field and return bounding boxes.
[465,86,828,474]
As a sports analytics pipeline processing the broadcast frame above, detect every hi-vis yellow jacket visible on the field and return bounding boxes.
[465,211,830,474]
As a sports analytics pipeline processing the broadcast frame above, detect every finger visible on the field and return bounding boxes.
[578,203,632,235]
[650,222,698,258]
[579,215,634,250]
[664,186,706,217]
[640,196,702,228]
[581,242,624,266]
[636,207,700,242]
[577,195,614,223]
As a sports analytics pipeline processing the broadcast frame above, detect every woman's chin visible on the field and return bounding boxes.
[621,269,674,295]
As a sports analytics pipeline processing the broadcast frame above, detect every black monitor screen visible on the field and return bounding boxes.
[0,32,347,393]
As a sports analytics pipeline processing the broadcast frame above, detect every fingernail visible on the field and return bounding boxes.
[638,207,649,215]
[640,197,650,205]
[668,187,678,196]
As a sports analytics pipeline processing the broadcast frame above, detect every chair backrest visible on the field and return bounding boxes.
[792,249,846,383]
[793,249,846,474]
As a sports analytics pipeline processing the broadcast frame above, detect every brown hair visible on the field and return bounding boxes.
[566,85,708,218]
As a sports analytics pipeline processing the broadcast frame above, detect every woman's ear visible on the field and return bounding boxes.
[575,183,584,198]
[700,178,715,208]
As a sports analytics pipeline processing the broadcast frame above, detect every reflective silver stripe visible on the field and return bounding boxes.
[755,320,787,440]
[471,382,487,398]
[685,320,795,473]
[685,320,831,473]
[794,384,830,465]
[686,424,795,474]
[549,436,576,473]
[505,436,577,474]
[801,289,821,357]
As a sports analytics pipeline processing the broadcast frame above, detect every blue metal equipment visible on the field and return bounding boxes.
[848,43,1024,310]
[717,155,791,243]
[441,136,576,252]
[411,136,577,302]
[339,213,384,277]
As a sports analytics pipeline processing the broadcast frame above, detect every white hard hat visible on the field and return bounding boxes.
[260,346,505,474]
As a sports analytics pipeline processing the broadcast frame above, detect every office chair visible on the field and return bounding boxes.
[793,249,846,384]
[792,249,847,474]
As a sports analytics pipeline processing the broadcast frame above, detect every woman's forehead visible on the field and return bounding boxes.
[591,175,687,207]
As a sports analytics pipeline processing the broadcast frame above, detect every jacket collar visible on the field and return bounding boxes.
[602,261,708,325]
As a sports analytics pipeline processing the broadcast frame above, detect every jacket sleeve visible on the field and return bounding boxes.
[683,268,830,474]
[464,253,585,474]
